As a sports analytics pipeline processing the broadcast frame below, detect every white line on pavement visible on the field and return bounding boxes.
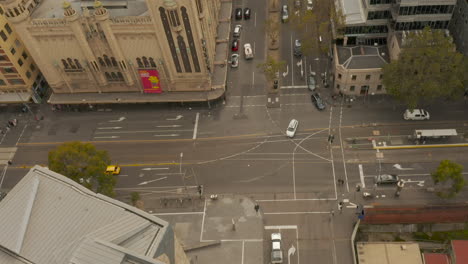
[290,34,294,86]
[93,136,120,139]
[329,106,338,200]
[153,212,204,215]
[257,197,336,202]
[252,71,255,89]
[339,103,350,192]
[241,240,245,264]
[156,125,181,128]
[16,123,28,146]
[200,199,207,242]
[254,12,257,27]
[96,129,192,134]
[193,112,199,140]
[280,85,308,89]
[264,211,330,215]
[359,164,365,188]
[265,225,297,230]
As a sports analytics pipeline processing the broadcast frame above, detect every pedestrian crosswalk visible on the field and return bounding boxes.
[0,147,17,165]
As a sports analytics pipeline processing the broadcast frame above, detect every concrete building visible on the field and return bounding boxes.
[0,0,229,104]
[448,0,468,56]
[0,165,190,264]
[0,4,48,104]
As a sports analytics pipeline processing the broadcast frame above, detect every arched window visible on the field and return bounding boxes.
[111,72,118,81]
[74,59,82,69]
[62,59,69,69]
[67,58,76,69]
[149,57,157,68]
[117,72,124,81]
[111,57,118,67]
[142,56,150,68]
[136,58,143,68]
[103,55,111,67]
[98,57,105,67]
[105,72,112,81]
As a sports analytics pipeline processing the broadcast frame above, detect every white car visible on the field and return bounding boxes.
[244,43,253,59]
[230,53,239,68]
[286,119,298,138]
[403,109,430,120]
[233,24,242,38]
[271,233,283,263]
[307,0,313,10]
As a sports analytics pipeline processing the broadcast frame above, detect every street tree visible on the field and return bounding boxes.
[257,56,286,82]
[48,141,116,197]
[382,27,467,109]
[431,160,465,198]
[265,18,280,48]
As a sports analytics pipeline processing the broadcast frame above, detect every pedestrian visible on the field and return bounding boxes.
[356,184,361,192]
[254,204,260,214]
[330,134,335,144]
[331,210,335,216]
[338,202,343,213]
[337,179,344,185]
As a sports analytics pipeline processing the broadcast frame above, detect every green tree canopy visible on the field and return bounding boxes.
[431,160,465,198]
[257,55,286,82]
[48,141,116,197]
[383,27,467,109]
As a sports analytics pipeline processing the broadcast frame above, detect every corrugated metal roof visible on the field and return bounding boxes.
[423,253,450,264]
[0,166,172,264]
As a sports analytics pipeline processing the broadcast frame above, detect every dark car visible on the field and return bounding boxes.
[235,8,242,20]
[232,39,239,51]
[375,174,399,184]
[244,8,251,19]
[311,93,325,110]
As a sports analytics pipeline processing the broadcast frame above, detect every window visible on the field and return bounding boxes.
[336,84,340,89]
[377,85,382,91]
[5,23,12,34]
[350,86,355,91]
[0,31,7,41]
[4,67,15,73]
[149,57,157,68]
[17,59,23,66]
[9,79,25,85]
[365,75,371,80]
[26,70,31,79]
[351,75,357,80]
[136,58,143,68]
[22,52,28,60]
[14,39,21,47]
[338,73,342,79]
[379,74,383,80]
[0,7,3,15]
[0,55,7,61]
[30,64,36,72]
[111,57,118,67]
[10,47,15,55]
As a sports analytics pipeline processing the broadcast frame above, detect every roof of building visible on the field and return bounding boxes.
[356,242,423,264]
[31,0,149,19]
[422,253,450,264]
[336,45,390,69]
[452,240,468,264]
[338,0,365,25]
[0,165,173,264]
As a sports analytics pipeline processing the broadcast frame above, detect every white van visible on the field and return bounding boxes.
[244,43,253,59]
[286,119,298,138]
[403,109,430,120]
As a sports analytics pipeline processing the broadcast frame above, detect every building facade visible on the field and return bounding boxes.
[0,0,221,102]
[448,0,468,56]
[0,4,47,103]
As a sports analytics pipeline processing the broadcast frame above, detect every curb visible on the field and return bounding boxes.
[183,241,222,252]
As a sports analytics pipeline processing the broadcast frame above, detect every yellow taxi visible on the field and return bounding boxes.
[105,165,121,175]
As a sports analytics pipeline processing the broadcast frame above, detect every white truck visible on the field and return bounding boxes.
[271,233,283,263]
[244,43,253,60]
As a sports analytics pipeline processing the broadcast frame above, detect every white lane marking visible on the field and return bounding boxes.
[138,177,168,185]
[193,112,200,140]
[339,102,350,192]
[95,129,192,134]
[241,240,245,264]
[0,164,8,188]
[359,164,365,188]
[257,197,336,202]
[264,211,330,215]
[252,71,255,89]
[93,136,120,139]
[329,106,338,200]
[280,85,308,89]
[109,117,126,122]
[225,104,265,108]
[265,225,297,230]
[200,199,207,242]
[156,125,181,128]
[282,64,289,77]
[153,212,204,215]
[142,168,169,171]
[290,33,294,86]
[154,134,180,137]
[97,127,122,130]
[16,123,28,146]
[254,12,257,27]
[166,115,183,121]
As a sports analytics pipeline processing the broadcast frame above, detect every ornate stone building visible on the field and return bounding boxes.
[0,0,223,103]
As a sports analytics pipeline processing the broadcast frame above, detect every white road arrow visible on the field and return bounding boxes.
[282,65,289,78]
[288,245,296,263]
[393,164,414,170]
[138,176,168,185]
[154,134,180,137]
[157,125,181,128]
[166,115,183,121]
[93,136,120,139]
[142,168,169,171]
[109,117,126,122]
[347,202,357,208]
[402,179,425,187]
[97,127,122,130]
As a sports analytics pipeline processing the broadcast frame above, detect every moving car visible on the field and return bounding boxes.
[244,8,251,19]
[105,165,121,175]
[311,93,325,110]
[307,0,313,10]
[375,174,399,184]
[271,233,284,263]
[281,5,289,23]
[233,24,242,38]
[232,39,239,51]
[230,53,239,68]
[286,119,299,138]
[307,74,316,91]
[244,43,253,59]
[403,109,430,120]
[293,39,302,57]
[235,8,242,20]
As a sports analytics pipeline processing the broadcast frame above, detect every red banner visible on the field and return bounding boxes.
[139,69,162,94]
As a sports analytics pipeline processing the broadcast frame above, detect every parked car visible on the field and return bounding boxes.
[281,5,289,23]
[230,53,239,68]
[271,233,284,264]
[307,74,316,91]
[244,8,251,19]
[294,39,302,57]
[232,39,239,51]
[375,174,399,184]
[311,93,325,110]
[403,109,430,120]
[286,119,299,138]
[307,0,313,10]
[235,8,242,20]
[233,24,242,38]
[244,43,253,59]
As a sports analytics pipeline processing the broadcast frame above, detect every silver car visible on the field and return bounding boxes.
[374,174,399,184]
[230,54,239,68]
